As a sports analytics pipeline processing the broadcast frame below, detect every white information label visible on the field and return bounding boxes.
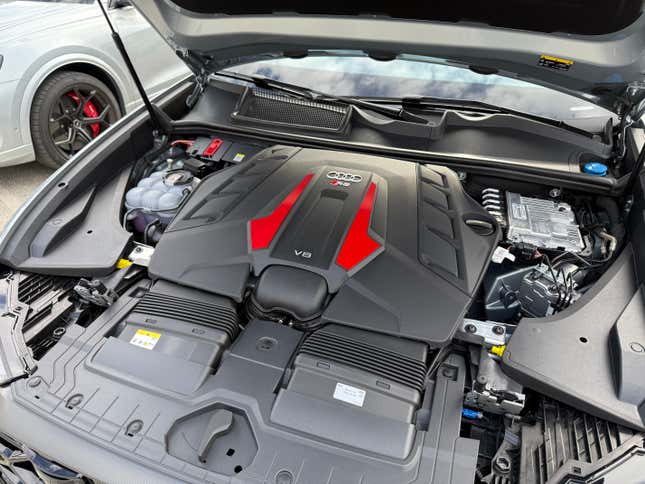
[511,203,527,220]
[333,382,366,407]
[129,329,161,350]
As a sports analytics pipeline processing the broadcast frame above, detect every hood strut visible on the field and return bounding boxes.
[624,135,645,196]
[97,1,169,135]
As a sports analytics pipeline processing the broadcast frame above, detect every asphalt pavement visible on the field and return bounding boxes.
[0,162,54,231]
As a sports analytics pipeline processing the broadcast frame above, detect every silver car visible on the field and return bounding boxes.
[0,0,189,168]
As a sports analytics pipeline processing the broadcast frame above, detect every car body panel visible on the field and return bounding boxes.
[0,0,189,167]
[131,0,645,115]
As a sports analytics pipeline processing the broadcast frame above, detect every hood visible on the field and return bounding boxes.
[130,1,645,116]
[0,1,96,44]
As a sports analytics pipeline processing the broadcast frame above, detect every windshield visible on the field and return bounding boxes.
[228,54,616,126]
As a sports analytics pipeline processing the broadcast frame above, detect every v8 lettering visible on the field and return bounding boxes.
[294,249,312,259]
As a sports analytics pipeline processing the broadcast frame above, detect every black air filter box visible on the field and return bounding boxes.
[92,281,239,395]
[271,324,429,459]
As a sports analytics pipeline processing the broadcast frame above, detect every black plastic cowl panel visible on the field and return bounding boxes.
[502,244,645,431]
[149,145,500,345]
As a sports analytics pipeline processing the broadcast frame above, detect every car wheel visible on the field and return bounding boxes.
[30,71,122,169]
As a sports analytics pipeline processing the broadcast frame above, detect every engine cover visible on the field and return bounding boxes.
[149,146,499,345]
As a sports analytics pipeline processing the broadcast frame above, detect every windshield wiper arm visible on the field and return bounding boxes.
[214,71,430,124]
[400,96,593,138]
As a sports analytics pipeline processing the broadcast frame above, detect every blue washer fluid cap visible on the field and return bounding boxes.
[583,162,608,177]
[462,408,483,420]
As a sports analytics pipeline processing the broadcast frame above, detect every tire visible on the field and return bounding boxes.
[30,71,122,169]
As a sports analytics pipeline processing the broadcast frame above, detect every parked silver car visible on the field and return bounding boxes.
[0,0,189,168]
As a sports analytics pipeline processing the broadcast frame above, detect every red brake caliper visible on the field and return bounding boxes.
[66,92,100,138]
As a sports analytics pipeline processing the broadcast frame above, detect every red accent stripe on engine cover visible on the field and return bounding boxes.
[250,173,314,250]
[336,182,381,270]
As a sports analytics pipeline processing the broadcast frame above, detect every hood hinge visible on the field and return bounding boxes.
[179,50,286,107]
[177,48,212,108]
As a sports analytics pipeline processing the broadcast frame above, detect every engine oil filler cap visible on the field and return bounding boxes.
[583,162,608,177]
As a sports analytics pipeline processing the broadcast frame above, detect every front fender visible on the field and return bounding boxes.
[13,49,135,149]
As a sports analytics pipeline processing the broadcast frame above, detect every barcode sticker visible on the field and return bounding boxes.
[333,382,366,407]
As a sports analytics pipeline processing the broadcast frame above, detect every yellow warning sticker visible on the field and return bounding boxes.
[130,329,161,350]
[538,55,573,71]
[115,258,133,269]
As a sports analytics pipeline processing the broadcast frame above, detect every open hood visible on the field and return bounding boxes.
[130,1,645,116]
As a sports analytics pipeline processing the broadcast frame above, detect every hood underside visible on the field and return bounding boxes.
[168,1,642,36]
[131,0,645,114]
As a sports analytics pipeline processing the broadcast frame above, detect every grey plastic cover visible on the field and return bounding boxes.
[149,146,500,345]
[5,284,479,483]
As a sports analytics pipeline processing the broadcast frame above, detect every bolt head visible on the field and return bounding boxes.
[494,456,511,473]
[127,420,143,435]
[549,188,562,198]
[276,470,293,484]
[28,377,42,388]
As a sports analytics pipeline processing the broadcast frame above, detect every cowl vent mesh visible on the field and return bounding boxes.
[232,88,350,133]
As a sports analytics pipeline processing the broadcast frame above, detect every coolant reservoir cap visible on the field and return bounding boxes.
[583,162,608,177]
[163,170,193,186]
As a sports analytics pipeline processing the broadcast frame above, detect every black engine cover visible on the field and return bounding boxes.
[149,146,499,346]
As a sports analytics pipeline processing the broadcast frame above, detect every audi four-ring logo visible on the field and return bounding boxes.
[326,171,362,184]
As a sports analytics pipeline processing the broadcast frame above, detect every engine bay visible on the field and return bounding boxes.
[124,134,625,330]
[1,131,642,484]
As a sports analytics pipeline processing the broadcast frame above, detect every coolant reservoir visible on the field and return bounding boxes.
[125,169,195,230]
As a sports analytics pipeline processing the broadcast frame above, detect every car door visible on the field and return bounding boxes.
[106,0,190,107]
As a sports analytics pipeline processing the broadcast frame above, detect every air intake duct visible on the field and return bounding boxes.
[244,266,328,324]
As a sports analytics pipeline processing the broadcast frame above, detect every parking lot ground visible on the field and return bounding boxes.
[0,162,54,231]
